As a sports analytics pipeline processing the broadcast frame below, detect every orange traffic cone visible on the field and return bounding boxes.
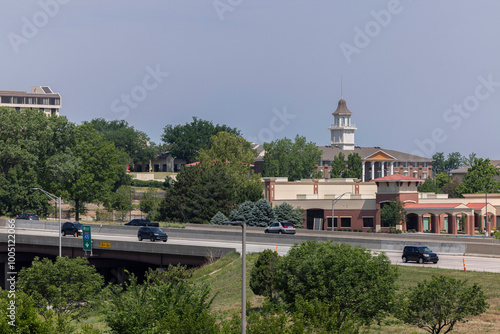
[463,257,467,272]
[276,245,278,253]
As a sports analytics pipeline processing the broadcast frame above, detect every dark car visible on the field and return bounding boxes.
[15,213,39,220]
[61,222,83,237]
[138,227,168,242]
[264,222,296,235]
[124,218,159,227]
[402,245,439,264]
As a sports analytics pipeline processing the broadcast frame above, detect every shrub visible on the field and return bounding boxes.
[275,241,399,326]
[210,211,228,225]
[367,229,372,233]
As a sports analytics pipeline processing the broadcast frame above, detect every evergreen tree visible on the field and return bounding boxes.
[229,201,255,222]
[250,250,280,299]
[248,199,275,227]
[210,211,229,225]
[273,202,304,228]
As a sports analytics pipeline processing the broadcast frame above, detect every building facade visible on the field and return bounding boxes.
[317,98,432,181]
[264,174,497,236]
[0,86,61,116]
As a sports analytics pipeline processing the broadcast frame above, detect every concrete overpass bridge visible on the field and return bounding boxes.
[2,218,500,289]
[0,219,236,289]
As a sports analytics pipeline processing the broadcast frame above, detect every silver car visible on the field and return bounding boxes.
[265,222,296,235]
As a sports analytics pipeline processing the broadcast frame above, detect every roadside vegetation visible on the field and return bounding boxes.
[2,244,498,333]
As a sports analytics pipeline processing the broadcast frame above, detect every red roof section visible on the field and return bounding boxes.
[371,174,424,182]
[404,203,463,209]
[466,203,487,209]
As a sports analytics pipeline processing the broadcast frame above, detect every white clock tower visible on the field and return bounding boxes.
[329,98,356,150]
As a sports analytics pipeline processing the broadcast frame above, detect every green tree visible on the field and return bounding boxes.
[85,118,155,167]
[292,297,361,334]
[159,164,244,223]
[418,177,441,193]
[432,152,465,176]
[210,211,229,225]
[345,152,363,178]
[53,124,126,221]
[445,152,464,174]
[107,185,134,221]
[106,272,218,334]
[199,131,262,204]
[0,108,73,217]
[262,135,322,181]
[432,153,446,176]
[139,187,162,220]
[199,131,256,166]
[161,117,240,163]
[17,257,104,333]
[229,201,255,223]
[396,275,488,334]
[273,202,304,228]
[275,241,398,326]
[456,158,499,196]
[380,198,407,228]
[0,290,52,333]
[441,176,461,198]
[250,249,280,299]
[331,152,346,178]
[462,152,477,167]
[248,199,275,227]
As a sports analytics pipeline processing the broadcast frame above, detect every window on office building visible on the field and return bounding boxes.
[403,170,409,176]
[422,162,428,168]
[363,217,374,228]
[393,161,398,168]
[413,171,418,178]
[1,96,11,103]
[327,217,338,229]
[403,162,408,167]
[340,217,351,228]
[422,171,428,179]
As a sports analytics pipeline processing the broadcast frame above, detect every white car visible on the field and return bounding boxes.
[264,222,296,235]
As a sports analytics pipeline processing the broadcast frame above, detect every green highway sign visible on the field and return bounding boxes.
[82,225,92,251]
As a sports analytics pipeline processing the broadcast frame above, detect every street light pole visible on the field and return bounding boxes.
[331,192,351,231]
[485,187,488,237]
[32,188,62,257]
[222,221,246,334]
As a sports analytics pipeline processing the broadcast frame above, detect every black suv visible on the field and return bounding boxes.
[402,245,439,264]
[61,222,83,237]
[124,218,159,227]
[138,227,168,242]
[16,213,39,220]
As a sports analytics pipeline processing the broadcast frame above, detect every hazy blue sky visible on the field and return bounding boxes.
[2,1,500,159]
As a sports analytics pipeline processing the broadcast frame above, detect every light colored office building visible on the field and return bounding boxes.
[0,86,61,116]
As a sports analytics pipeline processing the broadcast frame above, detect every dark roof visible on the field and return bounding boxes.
[450,160,500,174]
[332,99,351,115]
[318,146,432,162]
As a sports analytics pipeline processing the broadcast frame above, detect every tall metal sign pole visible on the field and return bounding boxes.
[82,225,92,255]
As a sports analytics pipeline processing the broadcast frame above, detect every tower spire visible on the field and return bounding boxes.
[341,76,343,99]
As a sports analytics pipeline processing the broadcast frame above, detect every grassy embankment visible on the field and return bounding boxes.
[73,250,500,333]
[190,252,500,333]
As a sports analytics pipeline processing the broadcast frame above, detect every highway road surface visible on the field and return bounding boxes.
[8,228,500,274]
